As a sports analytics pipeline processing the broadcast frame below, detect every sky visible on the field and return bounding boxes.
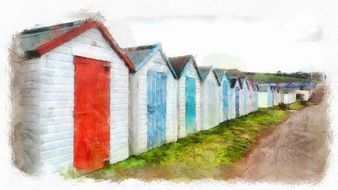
[0,0,329,73]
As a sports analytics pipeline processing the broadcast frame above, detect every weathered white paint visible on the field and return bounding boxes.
[254,90,259,111]
[247,84,257,113]
[258,92,269,108]
[240,80,249,115]
[282,90,297,104]
[295,90,311,101]
[228,80,240,120]
[201,71,220,130]
[129,51,178,155]
[177,63,201,138]
[276,92,283,104]
[12,57,41,174]
[14,28,129,174]
[273,89,279,106]
[219,78,230,122]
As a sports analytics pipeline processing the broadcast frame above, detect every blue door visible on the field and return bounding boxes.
[147,70,167,149]
[185,76,196,135]
[235,87,240,117]
[222,81,228,121]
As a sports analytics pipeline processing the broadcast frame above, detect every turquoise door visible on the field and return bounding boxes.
[222,81,228,121]
[147,70,167,149]
[235,87,240,117]
[185,76,196,135]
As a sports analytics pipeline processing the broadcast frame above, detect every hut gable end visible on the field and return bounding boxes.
[19,19,134,70]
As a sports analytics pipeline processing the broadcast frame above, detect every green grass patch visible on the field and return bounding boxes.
[280,101,314,111]
[66,101,312,180]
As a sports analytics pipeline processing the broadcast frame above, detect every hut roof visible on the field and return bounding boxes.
[198,66,212,80]
[238,78,250,89]
[19,19,134,70]
[125,44,157,69]
[230,78,239,88]
[213,68,232,85]
[124,43,177,78]
[168,55,202,79]
[238,78,243,89]
[246,79,256,91]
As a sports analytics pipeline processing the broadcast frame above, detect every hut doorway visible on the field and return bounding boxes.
[74,56,110,171]
[235,87,240,117]
[185,77,196,135]
[147,70,167,149]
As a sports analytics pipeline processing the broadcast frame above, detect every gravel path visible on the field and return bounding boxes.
[237,85,330,183]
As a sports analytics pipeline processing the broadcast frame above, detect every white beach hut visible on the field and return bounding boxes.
[257,84,274,108]
[199,66,221,130]
[11,19,133,174]
[281,83,297,104]
[229,78,242,119]
[169,55,202,138]
[239,78,250,115]
[125,43,178,155]
[213,69,232,122]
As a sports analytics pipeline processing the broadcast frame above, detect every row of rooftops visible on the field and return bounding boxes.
[17,19,315,90]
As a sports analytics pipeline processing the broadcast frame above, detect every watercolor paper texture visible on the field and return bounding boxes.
[1,0,337,189]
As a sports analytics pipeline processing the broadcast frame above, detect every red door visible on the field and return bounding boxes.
[74,56,110,171]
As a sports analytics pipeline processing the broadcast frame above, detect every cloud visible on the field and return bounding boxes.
[201,53,247,70]
[122,14,262,23]
[296,26,322,42]
[282,14,322,42]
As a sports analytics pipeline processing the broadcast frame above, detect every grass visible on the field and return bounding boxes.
[64,101,311,181]
[252,73,311,83]
[279,101,314,111]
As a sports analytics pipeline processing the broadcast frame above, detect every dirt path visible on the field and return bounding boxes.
[236,85,330,183]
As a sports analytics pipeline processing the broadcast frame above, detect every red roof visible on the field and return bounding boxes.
[21,19,135,71]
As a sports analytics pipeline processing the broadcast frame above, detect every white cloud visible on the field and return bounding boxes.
[126,16,323,72]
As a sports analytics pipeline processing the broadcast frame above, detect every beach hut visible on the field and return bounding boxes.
[246,80,256,113]
[214,69,232,122]
[296,82,314,101]
[125,43,178,154]
[257,84,274,108]
[281,89,296,104]
[270,83,279,106]
[229,78,242,119]
[11,19,133,174]
[169,55,202,138]
[254,84,259,111]
[239,78,250,115]
[199,66,221,130]
[280,83,297,104]
[275,83,283,104]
